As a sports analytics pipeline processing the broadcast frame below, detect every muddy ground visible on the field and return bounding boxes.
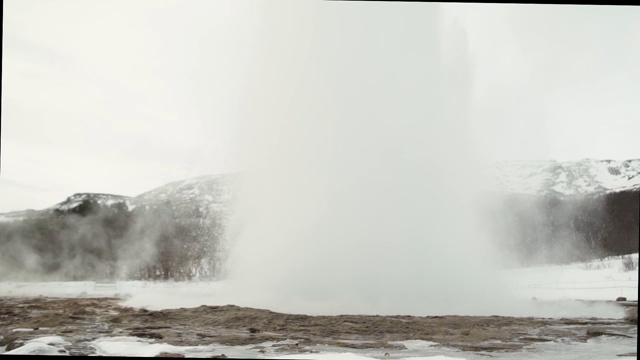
[0,296,637,357]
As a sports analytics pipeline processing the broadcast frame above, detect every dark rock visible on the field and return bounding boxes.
[155,352,185,358]
[586,328,608,338]
[5,340,24,352]
[131,331,165,339]
[624,307,637,324]
[150,311,167,318]
[0,333,22,347]
[586,327,632,339]
[211,354,227,358]
[247,327,260,333]
[520,336,552,343]
[616,297,627,302]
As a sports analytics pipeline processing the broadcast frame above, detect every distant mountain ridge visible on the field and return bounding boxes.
[2,159,638,220]
[135,174,234,213]
[0,174,234,222]
[0,174,235,281]
[487,158,640,196]
[0,160,637,277]
[47,193,134,212]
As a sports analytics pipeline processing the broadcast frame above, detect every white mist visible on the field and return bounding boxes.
[220,1,624,319]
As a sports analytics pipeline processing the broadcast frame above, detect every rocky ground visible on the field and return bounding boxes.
[0,296,637,358]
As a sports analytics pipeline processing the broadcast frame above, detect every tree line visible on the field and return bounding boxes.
[484,189,639,265]
[0,199,227,281]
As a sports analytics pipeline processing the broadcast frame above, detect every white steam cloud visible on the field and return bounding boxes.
[222,1,518,316]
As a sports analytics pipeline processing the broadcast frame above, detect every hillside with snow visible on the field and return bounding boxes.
[2,159,638,222]
[48,193,134,212]
[488,159,640,196]
[0,174,235,222]
[135,174,235,216]
[0,160,638,279]
[0,174,235,281]
[483,159,639,265]
[136,174,232,204]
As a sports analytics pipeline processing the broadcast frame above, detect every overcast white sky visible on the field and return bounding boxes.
[2,1,639,213]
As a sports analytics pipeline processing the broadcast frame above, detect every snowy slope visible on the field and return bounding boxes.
[0,194,133,221]
[134,174,234,213]
[47,193,134,212]
[1,158,638,221]
[2,158,639,220]
[0,174,236,221]
[489,159,640,196]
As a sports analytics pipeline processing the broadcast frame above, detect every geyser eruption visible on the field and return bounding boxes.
[221,1,621,318]
[223,1,497,315]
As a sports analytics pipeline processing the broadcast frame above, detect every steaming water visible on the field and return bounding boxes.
[220,1,623,318]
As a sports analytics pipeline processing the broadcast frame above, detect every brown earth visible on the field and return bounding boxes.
[0,296,637,357]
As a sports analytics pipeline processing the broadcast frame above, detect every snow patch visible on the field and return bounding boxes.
[3,336,71,355]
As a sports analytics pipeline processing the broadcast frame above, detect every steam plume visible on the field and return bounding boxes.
[225,1,512,316]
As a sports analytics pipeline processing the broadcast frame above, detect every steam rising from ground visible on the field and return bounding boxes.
[223,1,519,316]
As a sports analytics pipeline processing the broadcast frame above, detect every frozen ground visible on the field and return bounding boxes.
[1,254,635,311]
[502,254,638,302]
[0,254,637,359]
[2,325,637,359]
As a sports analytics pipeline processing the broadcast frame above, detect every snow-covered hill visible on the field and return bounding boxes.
[0,174,238,281]
[488,159,640,196]
[1,159,638,220]
[0,174,236,221]
[47,193,134,212]
[135,174,234,213]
